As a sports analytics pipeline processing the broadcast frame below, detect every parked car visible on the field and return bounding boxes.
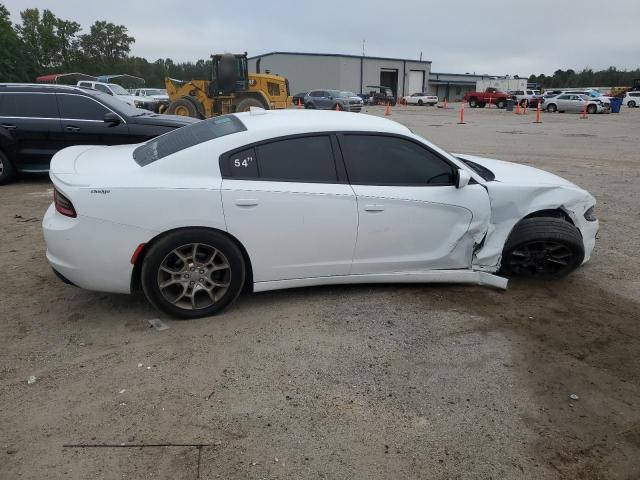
[367,85,396,106]
[402,92,438,106]
[564,89,611,106]
[0,83,198,184]
[623,91,640,108]
[43,109,597,319]
[292,91,308,105]
[508,89,543,107]
[544,94,606,114]
[304,90,362,112]
[132,88,170,113]
[463,88,510,108]
[77,81,158,111]
[357,93,370,105]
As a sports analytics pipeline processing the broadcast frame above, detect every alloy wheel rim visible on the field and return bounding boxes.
[157,243,231,310]
[508,240,574,277]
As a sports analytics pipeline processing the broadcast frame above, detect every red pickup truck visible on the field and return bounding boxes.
[462,88,510,109]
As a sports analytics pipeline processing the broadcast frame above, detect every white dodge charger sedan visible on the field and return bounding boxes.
[43,109,598,318]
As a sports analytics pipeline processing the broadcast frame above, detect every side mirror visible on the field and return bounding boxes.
[103,112,121,127]
[456,169,471,189]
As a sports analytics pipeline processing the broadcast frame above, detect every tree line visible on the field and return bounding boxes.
[0,4,211,87]
[1,4,639,89]
[528,68,640,89]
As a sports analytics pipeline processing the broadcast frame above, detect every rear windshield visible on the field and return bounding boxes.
[133,115,247,166]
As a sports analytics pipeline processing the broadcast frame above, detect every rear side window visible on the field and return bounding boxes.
[57,94,109,120]
[0,92,59,118]
[134,115,246,166]
[340,135,454,186]
[257,136,336,182]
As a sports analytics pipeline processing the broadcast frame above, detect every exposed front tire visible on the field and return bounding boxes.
[500,217,584,279]
[141,229,246,319]
[418,99,424,106]
[587,104,597,114]
[546,103,557,113]
[0,150,16,185]
[235,97,266,112]
[166,98,203,118]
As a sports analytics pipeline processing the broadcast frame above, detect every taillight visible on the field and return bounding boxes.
[54,188,77,218]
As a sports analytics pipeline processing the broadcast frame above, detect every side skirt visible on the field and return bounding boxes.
[253,270,508,293]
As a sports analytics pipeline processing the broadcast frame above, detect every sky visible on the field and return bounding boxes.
[4,0,640,76]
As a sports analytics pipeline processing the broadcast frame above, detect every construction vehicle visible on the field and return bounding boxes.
[165,53,291,118]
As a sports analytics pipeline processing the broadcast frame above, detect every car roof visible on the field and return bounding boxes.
[0,83,96,94]
[232,109,411,138]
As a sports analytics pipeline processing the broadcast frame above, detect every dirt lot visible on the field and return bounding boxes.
[1,105,639,479]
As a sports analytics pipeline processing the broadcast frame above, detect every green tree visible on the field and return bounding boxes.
[79,20,134,61]
[0,3,28,81]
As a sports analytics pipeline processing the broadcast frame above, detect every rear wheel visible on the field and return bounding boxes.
[141,229,246,319]
[500,218,584,279]
[546,103,557,113]
[0,150,16,185]
[418,99,424,106]
[235,97,266,112]
[469,98,478,108]
[166,98,202,118]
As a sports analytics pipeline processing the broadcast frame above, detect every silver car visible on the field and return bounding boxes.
[544,94,605,114]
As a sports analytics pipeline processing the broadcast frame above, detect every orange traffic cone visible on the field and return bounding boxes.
[297,98,302,108]
[384,103,391,116]
[335,103,340,112]
[580,103,588,119]
[515,101,521,115]
[534,100,541,123]
[458,103,465,124]
[523,99,528,115]
[443,98,448,109]
[487,96,492,109]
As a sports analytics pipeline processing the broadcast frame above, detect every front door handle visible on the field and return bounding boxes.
[65,125,80,132]
[364,204,385,212]
[1,124,16,130]
[234,199,259,207]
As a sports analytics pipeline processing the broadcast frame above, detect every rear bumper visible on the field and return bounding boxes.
[43,204,155,294]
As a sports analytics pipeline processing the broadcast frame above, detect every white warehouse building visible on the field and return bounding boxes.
[248,51,432,99]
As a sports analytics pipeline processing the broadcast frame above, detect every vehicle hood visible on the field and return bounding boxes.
[130,113,199,127]
[456,154,578,188]
[118,94,155,105]
[149,94,169,101]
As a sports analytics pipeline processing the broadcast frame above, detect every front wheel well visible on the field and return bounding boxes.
[130,226,253,293]
[523,208,574,226]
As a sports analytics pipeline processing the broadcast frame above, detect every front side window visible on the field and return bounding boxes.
[57,94,109,121]
[340,135,455,186]
[310,91,323,98]
[0,92,59,118]
[95,84,111,95]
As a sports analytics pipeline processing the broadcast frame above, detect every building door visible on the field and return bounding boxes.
[408,70,424,94]
[380,69,398,96]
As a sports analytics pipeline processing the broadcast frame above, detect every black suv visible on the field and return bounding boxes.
[0,84,198,184]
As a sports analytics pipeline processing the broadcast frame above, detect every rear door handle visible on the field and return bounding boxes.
[1,124,16,130]
[234,199,259,207]
[65,126,80,132]
[364,204,385,212]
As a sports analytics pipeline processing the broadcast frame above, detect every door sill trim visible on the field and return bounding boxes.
[253,270,508,293]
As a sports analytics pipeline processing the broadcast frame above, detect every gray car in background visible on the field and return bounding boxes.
[304,90,363,112]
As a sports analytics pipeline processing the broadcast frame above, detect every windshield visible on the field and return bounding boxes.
[108,83,130,95]
[339,91,355,97]
[144,89,166,95]
[82,89,148,116]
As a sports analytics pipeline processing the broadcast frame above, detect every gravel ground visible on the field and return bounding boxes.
[1,105,639,479]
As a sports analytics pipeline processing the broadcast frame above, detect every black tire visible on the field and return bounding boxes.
[546,103,557,113]
[166,98,202,118]
[235,97,266,112]
[587,104,597,115]
[520,99,527,107]
[141,229,246,319]
[304,102,314,109]
[500,217,584,279]
[0,150,16,185]
[417,99,424,106]
[469,98,478,108]
[628,100,636,108]
[496,99,506,109]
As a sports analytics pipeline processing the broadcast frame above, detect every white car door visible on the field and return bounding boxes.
[220,135,358,283]
[338,134,491,274]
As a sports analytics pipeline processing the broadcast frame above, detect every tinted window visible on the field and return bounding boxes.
[256,136,337,182]
[94,84,111,94]
[57,94,109,120]
[134,115,246,166]
[228,147,258,178]
[0,92,59,118]
[340,135,454,186]
[630,92,640,97]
